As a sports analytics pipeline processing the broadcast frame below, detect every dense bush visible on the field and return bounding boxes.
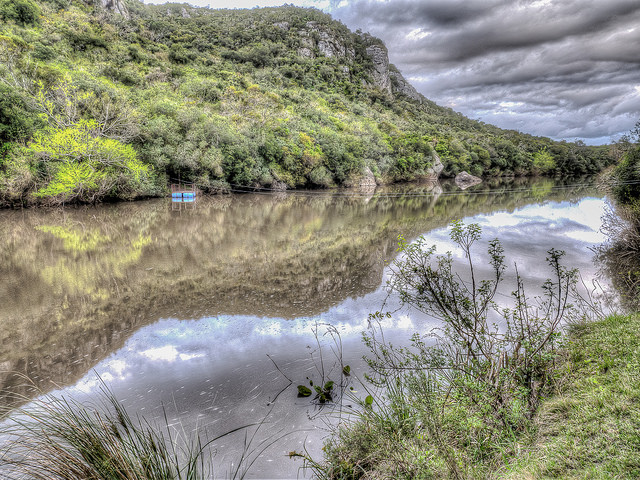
[613,144,640,207]
[0,0,40,25]
[0,84,42,144]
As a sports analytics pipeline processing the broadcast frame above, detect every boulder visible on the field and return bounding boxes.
[359,167,377,188]
[455,171,482,190]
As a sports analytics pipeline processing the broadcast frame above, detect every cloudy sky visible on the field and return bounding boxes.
[148,0,640,145]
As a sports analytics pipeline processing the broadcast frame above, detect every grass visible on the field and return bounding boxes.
[502,313,640,479]
[0,382,258,480]
[312,313,640,480]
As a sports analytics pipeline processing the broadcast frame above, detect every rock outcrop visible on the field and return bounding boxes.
[297,22,355,60]
[365,44,392,94]
[96,0,128,17]
[358,167,378,188]
[426,153,444,179]
[390,69,423,103]
[455,171,482,189]
[294,26,422,103]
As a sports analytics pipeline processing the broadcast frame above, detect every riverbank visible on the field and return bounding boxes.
[504,313,640,479]
[316,312,640,479]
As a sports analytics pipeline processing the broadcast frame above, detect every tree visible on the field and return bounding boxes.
[532,147,556,174]
[28,120,151,204]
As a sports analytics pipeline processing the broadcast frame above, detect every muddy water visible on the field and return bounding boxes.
[0,178,608,478]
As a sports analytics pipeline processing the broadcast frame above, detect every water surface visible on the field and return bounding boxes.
[0,178,608,478]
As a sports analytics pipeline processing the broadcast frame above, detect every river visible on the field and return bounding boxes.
[0,177,610,478]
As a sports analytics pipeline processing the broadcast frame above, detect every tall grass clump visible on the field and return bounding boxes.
[314,222,594,479]
[0,385,232,480]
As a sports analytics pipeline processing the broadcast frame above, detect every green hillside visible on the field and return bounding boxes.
[0,0,612,205]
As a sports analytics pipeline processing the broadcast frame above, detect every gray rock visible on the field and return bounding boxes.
[181,7,191,18]
[365,44,392,94]
[389,70,423,103]
[98,0,128,17]
[297,23,355,60]
[455,171,482,190]
[273,21,290,31]
[298,47,315,58]
[271,180,288,192]
[426,152,444,179]
[318,31,343,58]
[359,167,377,188]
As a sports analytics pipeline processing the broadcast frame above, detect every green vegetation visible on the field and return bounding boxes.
[601,122,640,310]
[504,313,640,479]
[309,223,590,479]
[307,225,640,479]
[613,144,640,210]
[1,387,211,479]
[0,0,613,206]
[309,131,640,479]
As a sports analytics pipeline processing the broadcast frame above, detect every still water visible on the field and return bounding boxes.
[0,178,608,478]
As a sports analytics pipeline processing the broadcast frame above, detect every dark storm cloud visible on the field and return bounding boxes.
[330,0,640,143]
[349,0,507,27]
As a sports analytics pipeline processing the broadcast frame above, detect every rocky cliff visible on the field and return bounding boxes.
[124,4,421,104]
[94,0,128,17]
[294,26,423,103]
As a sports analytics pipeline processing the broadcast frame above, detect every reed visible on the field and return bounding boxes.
[0,383,247,480]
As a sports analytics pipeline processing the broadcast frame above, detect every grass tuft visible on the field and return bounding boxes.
[0,383,223,480]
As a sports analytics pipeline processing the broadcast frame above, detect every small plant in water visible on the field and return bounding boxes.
[0,381,270,480]
[297,378,336,404]
[295,324,352,406]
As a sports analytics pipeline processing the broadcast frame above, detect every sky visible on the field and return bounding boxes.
[146,0,640,145]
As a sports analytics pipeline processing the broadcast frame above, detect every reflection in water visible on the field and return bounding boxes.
[593,202,640,312]
[0,178,607,477]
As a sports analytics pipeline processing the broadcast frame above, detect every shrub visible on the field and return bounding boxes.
[0,0,40,25]
[0,386,216,479]
[28,120,152,204]
[613,144,640,207]
[317,223,589,479]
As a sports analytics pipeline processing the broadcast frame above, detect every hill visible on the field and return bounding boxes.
[0,0,613,205]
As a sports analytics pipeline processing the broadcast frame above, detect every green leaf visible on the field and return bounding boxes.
[324,381,334,391]
[297,385,312,397]
[342,365,351,376]
[365,395,373,407]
